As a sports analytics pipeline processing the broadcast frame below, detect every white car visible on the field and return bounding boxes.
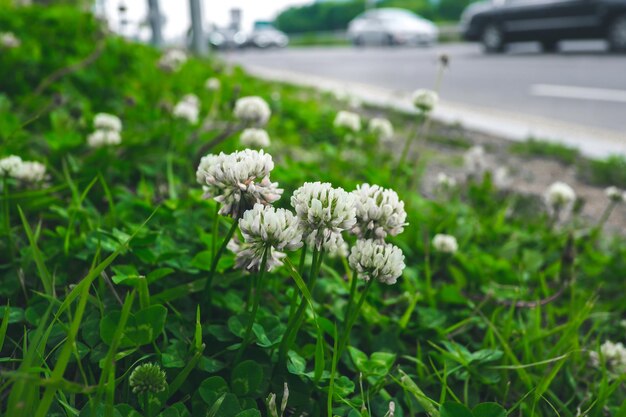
[347,8,439,46]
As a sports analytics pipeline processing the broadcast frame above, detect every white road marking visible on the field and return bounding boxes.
[531,84,626,103]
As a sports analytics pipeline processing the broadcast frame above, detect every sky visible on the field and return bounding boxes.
[103,0,308,41]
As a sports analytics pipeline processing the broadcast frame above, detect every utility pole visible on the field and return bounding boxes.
[189,0,208,55]
[147,0,163,47]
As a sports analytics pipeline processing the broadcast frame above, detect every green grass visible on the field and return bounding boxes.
[510,138,581,165]
[1,4,625,417]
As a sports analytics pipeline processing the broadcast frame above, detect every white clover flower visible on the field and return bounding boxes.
[348,239,405,285]
[198,149,282,218]
[412,89,438,113]
[205,77,221,91]
[158,49,187,72]
[436,172,457,188]
[544,181,576,216]
[234,96,271,126]
[349,96,362,109]
[368,118,394,142]
[605,186,624,202]
[94,113,122,132]
[87,130,122,148]
[351,183,407,240]
[334,111,361,132]
[235,204,303,271]
[0,155,23,177]
[590,340,626,375]
[463,145,487,177]
[320,231,349,258]
[196,154,218,185]
[173,94,200,124]
[0,32,20,49]
[13,161,46,183]
[240,128,271,148]
[432,234,458,254]
[493,167,511,190]
[291,182,357,251]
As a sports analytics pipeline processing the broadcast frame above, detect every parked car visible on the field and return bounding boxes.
[246,27,289,48]
[208,28,247,50]
[347,8,439,46]
[460,0,626,53]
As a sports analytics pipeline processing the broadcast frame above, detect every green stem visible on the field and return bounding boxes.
[278,247,322,364]
[203,217,239,306]
[395,113,424,173]
[2,176,15,263]
[424,250,433,308]
[343,269,359,332]
[329,276,374,416]
[235,248,269,363]
[337,277,374,359]
[597,201,616,229]
[288,244,308,317]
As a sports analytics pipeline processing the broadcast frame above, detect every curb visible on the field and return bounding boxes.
[243,64,626,159]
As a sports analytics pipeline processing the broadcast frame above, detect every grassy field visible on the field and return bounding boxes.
[1,5,626,417]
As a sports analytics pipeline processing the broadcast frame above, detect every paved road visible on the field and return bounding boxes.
[224,42,626,135]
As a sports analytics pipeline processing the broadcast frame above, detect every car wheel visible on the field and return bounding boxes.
[541,40,559,53]
[385,34,395,46]
[608,15,626,52]
[353,36,364,47]
[481,24,505,53]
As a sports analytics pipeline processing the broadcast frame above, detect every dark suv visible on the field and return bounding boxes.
[460,0,626,52]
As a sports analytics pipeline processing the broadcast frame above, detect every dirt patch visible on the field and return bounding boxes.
[414,123,626,231]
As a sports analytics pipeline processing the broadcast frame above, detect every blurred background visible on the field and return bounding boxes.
[11,0,626,149]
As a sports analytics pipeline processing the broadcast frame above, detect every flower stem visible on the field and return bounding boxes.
[278,247,323,364]
[329,276,374,414]
[203,217,239,307]
[597,201,616,229]
[235,247,269,363]
[337,277,374,359]
[395,113,424,174]
[2,176,15,263]
[343,269,359,332]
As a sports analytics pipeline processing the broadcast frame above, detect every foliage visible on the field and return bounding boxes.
[1,4,626,417]
[274,0,472,35]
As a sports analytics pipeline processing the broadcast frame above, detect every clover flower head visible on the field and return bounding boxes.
[129,363,167,395]
[0,155,23,177]
[240,128,271,148]
[412,89,438,113]
[198,149,282,218]
[334,110,361,132]
[436,172,457,188]
[291,182,356,251]
[13,161,46,183]
[94,113,122,132]
[205,77,221,91]
[235,203,303,271]
[351,183,407,240]
[348,239,405,285]
[493,167,511,190]
[368,117,394,142]
[173,94,200,124]
[0,32,20,49]
[158,49,187,72]
[590,340,626,375]
[234,96,271,126]
[605,186,624,202]
[463,146,487,177]
[320,231,349,258]
[544,181,576,214]
[87,130,122,148]
[432,234,458,254]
